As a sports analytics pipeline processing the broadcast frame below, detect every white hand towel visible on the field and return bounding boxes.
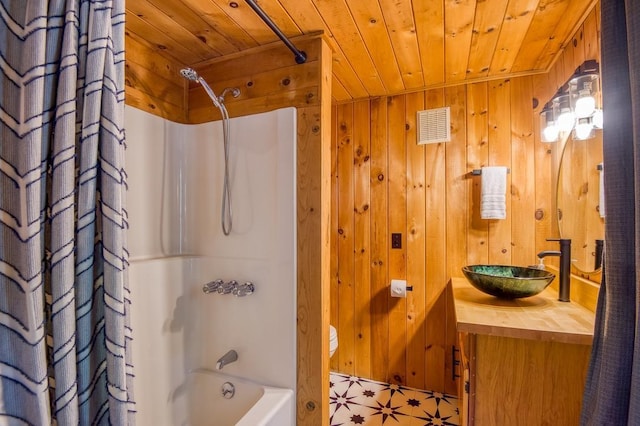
[599,163,605,218]
[480,166,507,219]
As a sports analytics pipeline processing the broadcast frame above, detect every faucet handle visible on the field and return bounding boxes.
[218,280,237,294]
[233,282,255,297]
[203,279,224,294]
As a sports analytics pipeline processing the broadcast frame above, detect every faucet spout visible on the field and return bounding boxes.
[216,350,238,370]
[537,250,561,259]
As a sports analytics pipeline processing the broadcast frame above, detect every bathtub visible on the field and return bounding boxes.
[175,369,294,426]
[129,256,297,426]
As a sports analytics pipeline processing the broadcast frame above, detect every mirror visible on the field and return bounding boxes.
[557,129,604,277]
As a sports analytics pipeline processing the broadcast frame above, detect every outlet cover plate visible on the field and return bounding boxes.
[391,233,402,249]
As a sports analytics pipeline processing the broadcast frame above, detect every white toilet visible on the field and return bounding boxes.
[329,325,338,358]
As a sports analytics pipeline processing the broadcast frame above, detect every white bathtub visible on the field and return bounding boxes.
[129,255,297,425]
[175,369,293,426]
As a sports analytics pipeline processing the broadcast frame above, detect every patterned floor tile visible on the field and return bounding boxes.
[330,372,460,426]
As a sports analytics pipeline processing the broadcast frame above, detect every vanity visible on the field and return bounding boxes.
[451,277,595,425]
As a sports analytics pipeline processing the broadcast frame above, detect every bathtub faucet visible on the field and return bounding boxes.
[203,280,255,297]
[216,350,238,370]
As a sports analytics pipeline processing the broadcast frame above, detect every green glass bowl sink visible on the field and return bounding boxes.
[461,265,556,299]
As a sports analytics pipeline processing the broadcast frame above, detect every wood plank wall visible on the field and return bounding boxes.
[124,34,332,426]
[330,5,601,396]
[125,31,187,122]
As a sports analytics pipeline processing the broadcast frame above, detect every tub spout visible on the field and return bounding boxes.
[216,350,238,370]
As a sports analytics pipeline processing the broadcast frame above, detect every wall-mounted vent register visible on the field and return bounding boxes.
[417,107,451,144]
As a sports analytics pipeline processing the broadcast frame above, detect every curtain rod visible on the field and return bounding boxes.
[244,0,307,64]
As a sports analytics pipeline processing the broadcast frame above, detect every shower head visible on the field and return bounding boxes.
[180,68,200,82]
[180,68,223,109]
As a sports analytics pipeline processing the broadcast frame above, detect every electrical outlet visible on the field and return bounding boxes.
[391,233,402,249]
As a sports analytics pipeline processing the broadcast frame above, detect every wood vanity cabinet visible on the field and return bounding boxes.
[450,278,595,426]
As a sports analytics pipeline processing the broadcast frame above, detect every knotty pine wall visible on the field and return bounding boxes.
[330,5,600,396]
[125,32,187,122]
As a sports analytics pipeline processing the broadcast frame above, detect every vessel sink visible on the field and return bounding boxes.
[461,265,555,299]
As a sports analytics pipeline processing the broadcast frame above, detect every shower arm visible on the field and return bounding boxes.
[244,0,307,65]
[219,87,241,103]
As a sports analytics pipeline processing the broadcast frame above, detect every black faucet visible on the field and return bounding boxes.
[537,238,572,302]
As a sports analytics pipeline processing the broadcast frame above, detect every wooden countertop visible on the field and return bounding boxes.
[451,277,595,345]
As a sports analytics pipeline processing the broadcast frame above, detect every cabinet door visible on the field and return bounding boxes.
[474,335,590,425]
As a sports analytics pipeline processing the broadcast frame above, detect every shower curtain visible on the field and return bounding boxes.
[581,1,640,425]
[0,1,134,424]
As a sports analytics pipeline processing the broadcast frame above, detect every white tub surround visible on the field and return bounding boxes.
[126,106,297,425]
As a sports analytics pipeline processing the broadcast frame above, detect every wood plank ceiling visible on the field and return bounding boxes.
[126,0,598,103]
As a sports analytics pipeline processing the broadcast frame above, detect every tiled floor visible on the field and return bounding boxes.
[329,372,459,426]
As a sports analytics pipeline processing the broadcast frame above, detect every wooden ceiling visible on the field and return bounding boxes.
[125,0,598,103]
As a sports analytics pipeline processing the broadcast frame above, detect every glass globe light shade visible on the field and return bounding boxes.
[574,118,595,140]
[552,94,575,133]
[569,73,599,118]
[556,108,575,132]
[574,90,596,118]
[542,123,559,142]
[540,108,559,142]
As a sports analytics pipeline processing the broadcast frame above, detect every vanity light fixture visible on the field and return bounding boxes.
[539,60,601,142]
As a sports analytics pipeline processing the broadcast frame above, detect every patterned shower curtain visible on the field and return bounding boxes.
[581,1,640,425]
[0,1,134,424]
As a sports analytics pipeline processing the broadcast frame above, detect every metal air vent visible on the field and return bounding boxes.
[417,107,450,144]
